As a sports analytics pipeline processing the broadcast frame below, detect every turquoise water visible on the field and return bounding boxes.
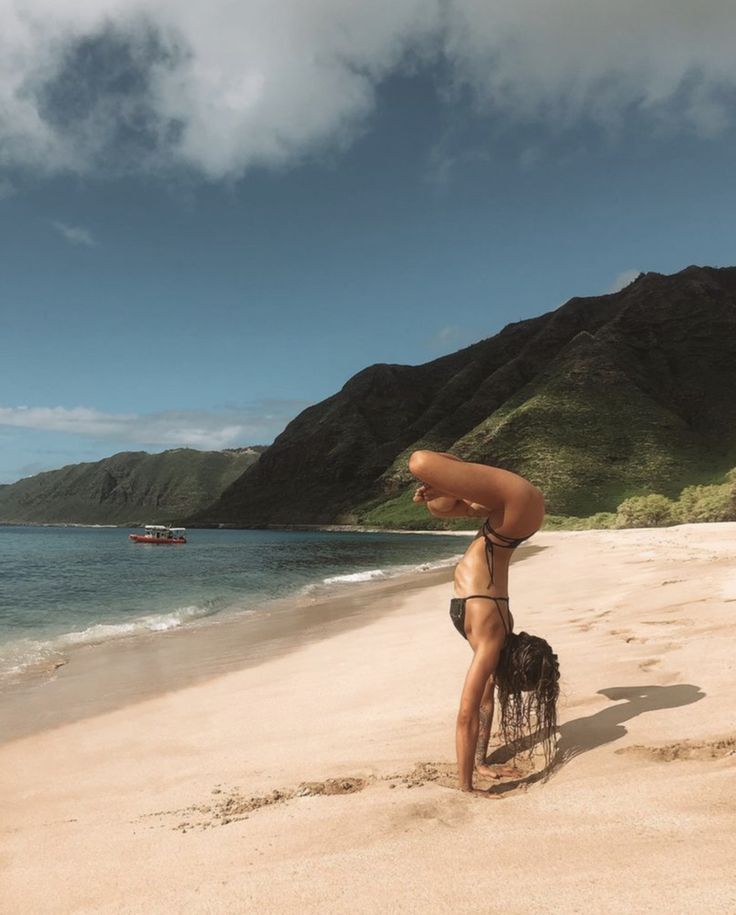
[0,526,466,677]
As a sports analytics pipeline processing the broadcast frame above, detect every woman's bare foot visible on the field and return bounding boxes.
[476,764,522,779]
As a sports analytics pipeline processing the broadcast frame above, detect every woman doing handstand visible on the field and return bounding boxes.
[409,450,559,795]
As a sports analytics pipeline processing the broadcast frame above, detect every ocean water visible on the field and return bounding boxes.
[0,525,467,678]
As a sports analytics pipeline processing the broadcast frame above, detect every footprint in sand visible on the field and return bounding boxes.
[610,629,648,644]
[640,619,690,626]
[398,797,472,828]
[144,776,369,832]
[638,658,661,671]
[616,737,736,762]
[570,609,609,626]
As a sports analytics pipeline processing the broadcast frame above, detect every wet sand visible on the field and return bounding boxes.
[1,525,735,913]
[0,562,468,742]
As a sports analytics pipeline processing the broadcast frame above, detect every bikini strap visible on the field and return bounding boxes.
[483,520,533,548]
[463,594,510,601]
[461,595,512,636]
[481,520,534,588]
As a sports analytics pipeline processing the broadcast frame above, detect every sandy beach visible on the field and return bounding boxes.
[1,524,735,914]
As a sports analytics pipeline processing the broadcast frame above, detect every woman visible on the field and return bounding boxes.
[409,450,559,795]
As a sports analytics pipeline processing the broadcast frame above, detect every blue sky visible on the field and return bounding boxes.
[2,2,736,482]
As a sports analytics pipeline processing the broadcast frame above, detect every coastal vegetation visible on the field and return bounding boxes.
[544,467,736,530]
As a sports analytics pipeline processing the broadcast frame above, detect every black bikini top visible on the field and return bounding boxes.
[480,519,533,588]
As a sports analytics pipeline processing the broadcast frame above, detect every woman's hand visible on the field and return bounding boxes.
[413,483,452,503]
[414,484,470,517]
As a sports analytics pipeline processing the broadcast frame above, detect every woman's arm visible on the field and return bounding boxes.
[475,677,495,768]
[456,638,502,792]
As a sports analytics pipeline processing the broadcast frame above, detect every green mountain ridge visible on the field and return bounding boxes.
[0,447,265,525]
[193,264,736,526]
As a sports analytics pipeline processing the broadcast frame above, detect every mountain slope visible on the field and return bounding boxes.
[196,265,736,525]
[0,448,264,525]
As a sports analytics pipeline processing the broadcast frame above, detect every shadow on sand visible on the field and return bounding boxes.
[487,683,706,794]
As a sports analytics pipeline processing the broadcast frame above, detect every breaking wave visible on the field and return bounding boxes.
[302,554,461,594]
[0,603,224,680]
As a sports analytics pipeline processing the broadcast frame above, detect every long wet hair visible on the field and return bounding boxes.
[495,631,560,766]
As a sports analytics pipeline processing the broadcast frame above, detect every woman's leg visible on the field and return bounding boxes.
[409,450,543,531]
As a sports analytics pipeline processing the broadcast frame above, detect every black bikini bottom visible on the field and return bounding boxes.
[449,595,512,641]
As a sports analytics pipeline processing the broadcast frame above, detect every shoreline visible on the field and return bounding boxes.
[0,558,471,744]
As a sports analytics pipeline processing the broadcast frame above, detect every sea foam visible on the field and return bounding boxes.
[316,555,461,590]
[0,604,221,679]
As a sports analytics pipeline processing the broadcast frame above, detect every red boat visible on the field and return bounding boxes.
[129,525,187,544]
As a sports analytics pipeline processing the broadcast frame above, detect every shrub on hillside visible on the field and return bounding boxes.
[543,512,616,530]
[614,494,677,528]
[676,482,736,523]
[587,512,617,529]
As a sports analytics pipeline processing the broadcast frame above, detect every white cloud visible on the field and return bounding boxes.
[0,0,438,178]
[51,220,96,246]
[1,2,736,179]
[442,2,736,135]
[607,268,642,293]
[0,402,310,449]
